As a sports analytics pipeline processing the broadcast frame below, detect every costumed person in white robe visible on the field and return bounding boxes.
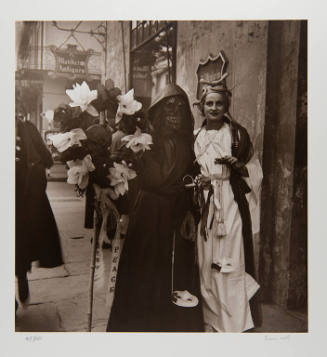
[193,77,263,332]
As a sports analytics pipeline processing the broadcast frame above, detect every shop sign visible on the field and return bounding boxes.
[51,45,93,75]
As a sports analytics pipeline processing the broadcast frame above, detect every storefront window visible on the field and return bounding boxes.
[130,21,176,109]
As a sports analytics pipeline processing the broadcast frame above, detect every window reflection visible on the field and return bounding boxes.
[130,22,176,109]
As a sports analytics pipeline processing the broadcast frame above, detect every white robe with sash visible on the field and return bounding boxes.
[194,123,262,332]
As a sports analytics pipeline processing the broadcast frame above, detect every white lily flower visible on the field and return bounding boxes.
[108,161,137,196]
[48,128,87,152]
[66,154,95,190]
[49,132,72,153]
[66,81,98,116]
[121,126,153,153]
[115,89,142,123]
[82,154,96,172]
[67,154,95,171]
[67,165,89,190]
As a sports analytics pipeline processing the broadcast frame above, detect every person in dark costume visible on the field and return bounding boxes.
[107,84,203,332]
[15,113,63,309]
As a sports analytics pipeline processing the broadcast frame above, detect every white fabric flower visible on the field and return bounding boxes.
[66,81,98,117]
[66,154,95,190]
[121,126,153,153]
[48,128,87,152]
[108,161,137,196]
[115,89,142,123]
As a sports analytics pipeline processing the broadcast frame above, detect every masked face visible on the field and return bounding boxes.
[160,96,188,132]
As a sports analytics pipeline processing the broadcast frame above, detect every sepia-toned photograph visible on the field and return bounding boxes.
[14,19,308,335]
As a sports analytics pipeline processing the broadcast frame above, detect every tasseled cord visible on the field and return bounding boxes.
[216,178,227,238]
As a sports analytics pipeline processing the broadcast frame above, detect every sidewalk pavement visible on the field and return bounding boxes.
[15,182,308,333]
[15,182,112,332]
[46,162,67,182]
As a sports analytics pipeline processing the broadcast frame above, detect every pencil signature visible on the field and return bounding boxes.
[25,335,42,342]
[264,335,290,342]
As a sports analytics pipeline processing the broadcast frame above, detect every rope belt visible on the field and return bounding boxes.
[200,172,229,240]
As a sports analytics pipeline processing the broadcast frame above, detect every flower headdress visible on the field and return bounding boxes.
[194,72,231,107]
[199,73,231,97]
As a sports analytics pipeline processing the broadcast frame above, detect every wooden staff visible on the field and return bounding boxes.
[87,198,101,332]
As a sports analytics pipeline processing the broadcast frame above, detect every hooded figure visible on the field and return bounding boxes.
[107,84,203,332]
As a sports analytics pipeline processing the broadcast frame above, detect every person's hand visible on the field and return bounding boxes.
[224,156,238,165]
[215,156,245,169]
[215,155,237,165]
[119,214,129,236]
[195,174,211,187]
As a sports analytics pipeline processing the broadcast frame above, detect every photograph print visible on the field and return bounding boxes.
[15,20,307,333]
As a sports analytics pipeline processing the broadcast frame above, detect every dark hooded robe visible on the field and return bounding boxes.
[107,84,203,332]
[15,120,63,277]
